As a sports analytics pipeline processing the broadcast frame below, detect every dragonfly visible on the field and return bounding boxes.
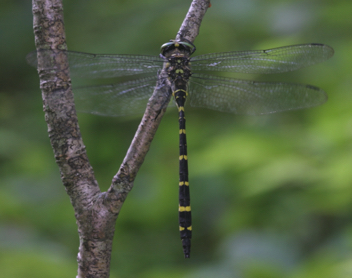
[27,41,334,258]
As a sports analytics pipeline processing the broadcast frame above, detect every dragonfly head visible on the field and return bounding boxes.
[160,40,196,57]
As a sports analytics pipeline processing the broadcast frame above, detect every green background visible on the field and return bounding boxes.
[1,0,351,277]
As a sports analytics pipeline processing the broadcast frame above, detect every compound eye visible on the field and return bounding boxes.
[160,41,175,51]
[179,41,195,53]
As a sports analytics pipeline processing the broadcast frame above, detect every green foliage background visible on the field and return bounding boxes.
[1,0,351,277]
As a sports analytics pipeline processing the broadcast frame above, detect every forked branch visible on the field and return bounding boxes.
[30,0,209,277]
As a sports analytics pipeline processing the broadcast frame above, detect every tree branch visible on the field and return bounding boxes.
[176,0,210,43]
[30,0,209,277]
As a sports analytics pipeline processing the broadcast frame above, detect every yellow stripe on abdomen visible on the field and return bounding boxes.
[179,205,191,212]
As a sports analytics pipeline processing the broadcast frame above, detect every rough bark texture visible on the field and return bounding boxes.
[30,0,209,277]
[176,0,210,43]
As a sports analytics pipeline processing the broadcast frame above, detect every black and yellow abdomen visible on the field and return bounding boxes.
[161,40,194,258]
[174,88,192,258]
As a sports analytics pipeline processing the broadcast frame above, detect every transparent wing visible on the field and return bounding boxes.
[26,50,163,78]
[73,76,162,117]
[191,44,334,74]
[189,74,327,115]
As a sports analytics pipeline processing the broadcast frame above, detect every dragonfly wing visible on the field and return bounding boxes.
[191,44,334,74]
[26,50,163,78]
[189,74,327,115]
[73,76,164,117]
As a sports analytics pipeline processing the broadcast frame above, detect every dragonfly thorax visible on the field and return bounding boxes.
[166,55,192,85]
[160,40,194,89]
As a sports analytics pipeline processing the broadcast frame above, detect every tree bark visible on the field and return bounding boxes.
[30,0,210,277]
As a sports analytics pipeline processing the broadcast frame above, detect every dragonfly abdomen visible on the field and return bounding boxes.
[174,88,192,258]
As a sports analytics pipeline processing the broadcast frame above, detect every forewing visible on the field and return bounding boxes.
[26,50,163,78]
[191,44,334,74]
[189,74,327,115]
[73,76,161,117]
